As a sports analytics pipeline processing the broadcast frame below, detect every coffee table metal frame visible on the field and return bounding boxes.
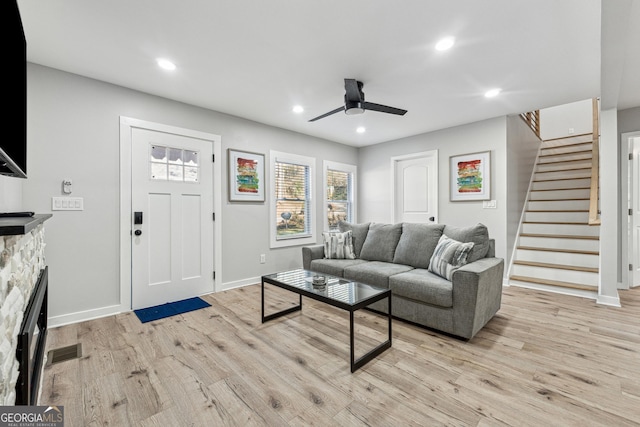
[261,269,392,373]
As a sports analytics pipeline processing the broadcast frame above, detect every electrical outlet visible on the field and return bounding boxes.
[568,128,575,134]
[260,254,266,264]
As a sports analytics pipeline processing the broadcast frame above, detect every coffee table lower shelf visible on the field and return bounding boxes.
[261,271,392,373]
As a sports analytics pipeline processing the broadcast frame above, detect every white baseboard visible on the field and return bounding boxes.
[219,276,260,292]
[596,293,621,307]
[48,304,123,328]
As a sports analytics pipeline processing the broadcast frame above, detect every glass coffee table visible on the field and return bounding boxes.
[261,269,392,372]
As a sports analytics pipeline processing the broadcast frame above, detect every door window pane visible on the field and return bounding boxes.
[150,145,199,183]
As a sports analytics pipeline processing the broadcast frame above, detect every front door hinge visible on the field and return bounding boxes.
[213,271,216,280]
[213,212,215,221]
[630,264,633,272]
[630,153,634,160]
[630,208,633,216]
[212,154,215,162]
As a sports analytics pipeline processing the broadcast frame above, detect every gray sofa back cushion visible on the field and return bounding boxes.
[443,223,490,262]
[393,223,445,269]
[338,221,370,258]
[359,223,403,262]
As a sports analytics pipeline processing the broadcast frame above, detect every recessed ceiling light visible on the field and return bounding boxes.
[435,37,455,51]
[156,58,176,71]
[484,88,502,98]
[356,127,366,133]
[292,105,304,114]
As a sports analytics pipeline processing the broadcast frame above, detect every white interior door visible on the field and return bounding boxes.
[131,128,214,309]
[392,151,438,223]
[630,136,640,288]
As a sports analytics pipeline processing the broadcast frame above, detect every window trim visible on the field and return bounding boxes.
[270,150,316,248]
[323,160,357,231]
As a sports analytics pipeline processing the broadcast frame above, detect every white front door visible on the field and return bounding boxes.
[630,136,640,288]
[131,127,214,309]
[392,151,438,223]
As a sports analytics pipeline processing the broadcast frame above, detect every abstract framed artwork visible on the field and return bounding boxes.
[228,149,265,202]
[450,151,491,201]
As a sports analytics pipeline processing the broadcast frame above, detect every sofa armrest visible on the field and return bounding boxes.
[302,245,325,270]
[450,257,504,339]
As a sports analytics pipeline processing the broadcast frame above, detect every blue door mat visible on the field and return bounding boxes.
[134,297,211,323]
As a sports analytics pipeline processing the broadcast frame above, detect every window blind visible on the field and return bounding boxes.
[274,160,311,239]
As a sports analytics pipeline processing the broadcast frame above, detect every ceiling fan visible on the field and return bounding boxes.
[308,78,408,122]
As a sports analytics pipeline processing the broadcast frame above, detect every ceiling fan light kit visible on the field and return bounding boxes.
[309,78,407,122]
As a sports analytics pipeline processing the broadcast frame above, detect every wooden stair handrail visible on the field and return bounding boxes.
[588,98,601,225]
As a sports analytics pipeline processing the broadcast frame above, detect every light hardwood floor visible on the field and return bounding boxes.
[40,284,640,426]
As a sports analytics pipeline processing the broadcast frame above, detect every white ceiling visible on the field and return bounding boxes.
[16,0,640,147]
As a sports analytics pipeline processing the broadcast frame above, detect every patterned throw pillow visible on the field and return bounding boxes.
[323,230,356,260]
[428,234,475,280]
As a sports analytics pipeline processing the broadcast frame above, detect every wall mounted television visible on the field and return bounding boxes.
[1,0,27,179]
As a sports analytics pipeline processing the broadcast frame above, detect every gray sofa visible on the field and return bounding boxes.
[302,221,504,339]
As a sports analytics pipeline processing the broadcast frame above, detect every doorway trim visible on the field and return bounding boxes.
[119,117,222,311]
[621,131,640,290]
[390,150,439,223]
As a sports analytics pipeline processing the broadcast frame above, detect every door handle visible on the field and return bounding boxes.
[429,216,435,222]
[134,212,143,225]
[134,229,142,236]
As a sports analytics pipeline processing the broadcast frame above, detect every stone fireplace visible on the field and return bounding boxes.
[0,215,50,405]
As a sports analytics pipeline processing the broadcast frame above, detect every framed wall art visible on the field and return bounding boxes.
[450,151,491,201]
[228,149,265,202]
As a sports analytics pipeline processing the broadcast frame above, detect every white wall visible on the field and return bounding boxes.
[0,176,22,211]
[23,64,357,323]
[598,108,620,305]
[506,115,541,266]
[540,99,593,140]
[618,106,640,288]
[358,117,509,262]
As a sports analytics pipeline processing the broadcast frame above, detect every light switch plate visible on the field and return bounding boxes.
[483,200,497,209]
[52,197,84,211]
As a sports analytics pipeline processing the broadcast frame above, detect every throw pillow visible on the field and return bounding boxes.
[443,223,489,262]
[428,234,475,280]
[338,221,370,258]
[393,223,445,269]
[323,230,356,260]
[359,223,403,262]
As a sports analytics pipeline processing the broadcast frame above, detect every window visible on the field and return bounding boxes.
[270,151,316,248]
[150,145,199,182]
[324,161,357,230]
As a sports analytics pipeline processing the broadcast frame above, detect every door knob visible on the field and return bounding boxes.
[134,229,142,236]
[429,216,435,222]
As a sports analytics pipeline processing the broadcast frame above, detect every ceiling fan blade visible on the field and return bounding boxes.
[344,79,363,102]
[308,106,345,122]
[363,102,407,116]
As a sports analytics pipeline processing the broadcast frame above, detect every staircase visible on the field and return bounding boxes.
[509,132,600,295]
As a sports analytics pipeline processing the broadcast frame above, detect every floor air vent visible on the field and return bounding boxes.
[46,343,82,366]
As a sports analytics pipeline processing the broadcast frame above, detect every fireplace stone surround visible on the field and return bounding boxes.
[0,214,51,405]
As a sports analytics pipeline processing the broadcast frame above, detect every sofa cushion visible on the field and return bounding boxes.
[428,235,474,280]
[322,230,356,260]
[359,223,403,262]
[393,223,445,269]
[443,223,489,262]
[338,221,370,258]
[389,269,453,308]
[343,261,414,289]
[310,259,368,277]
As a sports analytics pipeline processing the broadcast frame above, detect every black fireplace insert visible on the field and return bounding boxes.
[15,266,48,405]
